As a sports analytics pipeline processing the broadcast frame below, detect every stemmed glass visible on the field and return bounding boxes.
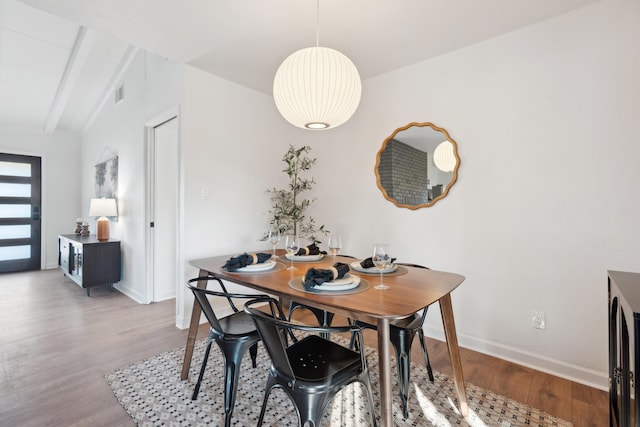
[285,235,299,271]
[268,229,281,259]
[372,243,391,290]
[328,234,342,263]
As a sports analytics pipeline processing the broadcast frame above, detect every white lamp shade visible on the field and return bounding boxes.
[434,141,457,172]
[273,46,361,130]
[89,198,117,217]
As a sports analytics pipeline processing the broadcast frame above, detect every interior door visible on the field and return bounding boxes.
[0,153,42,272]
[149,117,178,301]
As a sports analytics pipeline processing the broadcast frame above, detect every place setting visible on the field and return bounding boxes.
[283,233,365,294]
[350,243,408,286]
[283,235,327,270]
[220,252,285,274]
[288,261,370,295]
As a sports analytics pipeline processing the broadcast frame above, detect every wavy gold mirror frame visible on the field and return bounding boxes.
[375,122,460,210]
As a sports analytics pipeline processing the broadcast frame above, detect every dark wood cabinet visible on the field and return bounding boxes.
[58,234,121,296]
[609,270,640,427]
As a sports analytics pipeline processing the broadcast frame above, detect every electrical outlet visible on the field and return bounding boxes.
[532,311,546,330]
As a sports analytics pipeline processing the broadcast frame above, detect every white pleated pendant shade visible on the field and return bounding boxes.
[273,46,361,130]
[434,141,457,172]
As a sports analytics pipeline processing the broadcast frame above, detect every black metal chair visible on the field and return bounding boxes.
[349,263,435,419]
[244,296,378,427]
[287,254,357,328]
[186,276,269,427]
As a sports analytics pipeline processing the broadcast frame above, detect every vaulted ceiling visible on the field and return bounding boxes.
[1,0,600,133]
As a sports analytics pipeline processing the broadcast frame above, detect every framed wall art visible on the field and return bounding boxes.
[95,156,118,198]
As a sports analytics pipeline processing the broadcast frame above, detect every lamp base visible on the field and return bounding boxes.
[97,217,110,241]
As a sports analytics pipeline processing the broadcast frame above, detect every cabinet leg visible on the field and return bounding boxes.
[87,287,90,296]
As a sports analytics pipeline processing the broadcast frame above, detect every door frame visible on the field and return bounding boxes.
[0,151,45,271]
[144,107,182,309]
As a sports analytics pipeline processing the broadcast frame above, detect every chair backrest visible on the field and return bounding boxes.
[396,262,430,270]
[396,263,431,325]
[187,276,268,338]
[245,297,368,381]
[244,297,296,378]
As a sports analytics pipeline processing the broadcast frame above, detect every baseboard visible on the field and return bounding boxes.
[113,283,146,304]
[176,313,187,329]
[424,325,608,391]
[155,290,176,302]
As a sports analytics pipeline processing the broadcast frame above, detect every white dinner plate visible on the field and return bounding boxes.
[237,259,277,272]
[285,253,325,261]
[314,274,361,291]
[350,261,397,274]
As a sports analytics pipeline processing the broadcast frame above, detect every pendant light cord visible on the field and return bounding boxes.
[316,0,320,47]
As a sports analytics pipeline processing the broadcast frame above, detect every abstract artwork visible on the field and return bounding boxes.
[95,156,118,198]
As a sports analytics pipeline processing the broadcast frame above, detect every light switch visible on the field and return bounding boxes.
[202,185,210,200]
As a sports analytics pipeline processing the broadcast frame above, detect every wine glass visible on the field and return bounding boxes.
[328,234,342,262]
[372,243,391,290]
[268,229,281,259]
[285,235,299,271]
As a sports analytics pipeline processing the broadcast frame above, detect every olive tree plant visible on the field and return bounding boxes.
[266,145,327,244]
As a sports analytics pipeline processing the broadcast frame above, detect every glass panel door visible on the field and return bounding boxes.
[0,153,41,272]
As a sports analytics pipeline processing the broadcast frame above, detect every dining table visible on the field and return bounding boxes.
[181,252,468,426]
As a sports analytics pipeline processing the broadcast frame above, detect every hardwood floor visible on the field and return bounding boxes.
[0,269,194,426]
[0,269,608,426]
[350,320,608,426]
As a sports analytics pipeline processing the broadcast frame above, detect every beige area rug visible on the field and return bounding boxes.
[105,338,573,426]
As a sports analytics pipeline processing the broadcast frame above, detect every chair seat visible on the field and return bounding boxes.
[219,311,258,337]
[356,312,423,331]
[287,335,361,382]
[390,312,423,330]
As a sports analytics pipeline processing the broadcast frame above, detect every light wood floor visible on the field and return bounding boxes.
[0,269,608,426]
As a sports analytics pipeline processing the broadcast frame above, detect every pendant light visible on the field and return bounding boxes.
[433,141,456,172]
[434,141,457,172]
[273,0,361,130]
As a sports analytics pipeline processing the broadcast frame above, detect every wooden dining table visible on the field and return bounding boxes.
[181,253,468,426]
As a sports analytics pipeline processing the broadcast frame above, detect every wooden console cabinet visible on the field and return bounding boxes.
[58,234,121,296]
[609,270,640,427]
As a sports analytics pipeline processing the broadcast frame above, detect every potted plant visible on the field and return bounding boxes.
[266,145,327,244]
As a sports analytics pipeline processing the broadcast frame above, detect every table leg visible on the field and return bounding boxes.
[377,318,393,427]
[439,293,469,417]
[180,269,208,380]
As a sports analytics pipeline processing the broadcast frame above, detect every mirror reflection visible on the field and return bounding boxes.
[375,122,460,209]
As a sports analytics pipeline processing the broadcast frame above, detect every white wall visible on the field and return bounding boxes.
[0,127,81,268]
[178,66,295,327]
[292,0,640,389]
[82,51,183,302]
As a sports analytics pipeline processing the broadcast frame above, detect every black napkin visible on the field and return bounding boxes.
[360,257,375,268]
[303,262,350,290]
[360,257,397,269]
[223,252,272,271]
[295,243,326,256]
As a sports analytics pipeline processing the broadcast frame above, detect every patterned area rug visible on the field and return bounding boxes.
[105,338,573,426]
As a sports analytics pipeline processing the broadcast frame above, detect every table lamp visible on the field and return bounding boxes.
[89,198,117,241]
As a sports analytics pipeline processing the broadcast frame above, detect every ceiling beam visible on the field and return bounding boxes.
[44,26,95,134]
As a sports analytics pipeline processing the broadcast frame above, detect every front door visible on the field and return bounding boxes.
[0,153,42,272]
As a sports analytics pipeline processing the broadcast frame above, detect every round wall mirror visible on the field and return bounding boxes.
[375,122,460,209]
